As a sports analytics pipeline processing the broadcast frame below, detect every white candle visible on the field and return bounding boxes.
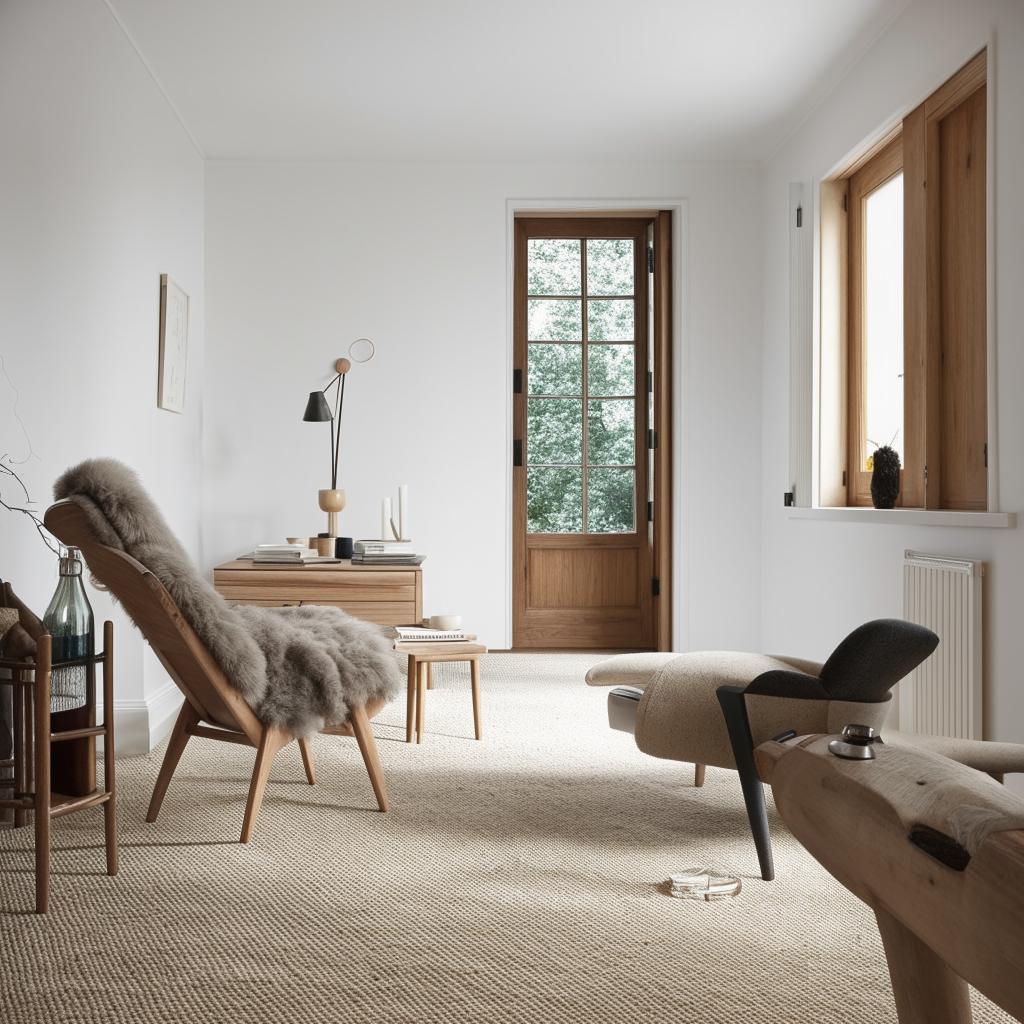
[381,497,392,541]
[398,484,408,540]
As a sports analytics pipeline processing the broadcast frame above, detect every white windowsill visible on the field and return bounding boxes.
[787,507,1016,528]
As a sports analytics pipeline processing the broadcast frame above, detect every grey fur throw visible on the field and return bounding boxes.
[53,458,400,736]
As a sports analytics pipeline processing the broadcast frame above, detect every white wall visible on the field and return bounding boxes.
[204,160,764,652]
[0,0,204,752]
[761,0,1024,746]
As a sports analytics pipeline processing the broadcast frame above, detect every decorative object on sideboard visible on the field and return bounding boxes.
[869,443,901,509]
[302,339,375,539]
[158,273,189,413]
[380,484,410,541]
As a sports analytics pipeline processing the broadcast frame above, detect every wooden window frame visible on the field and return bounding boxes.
[846,136,906,506]
[833,49,988,511]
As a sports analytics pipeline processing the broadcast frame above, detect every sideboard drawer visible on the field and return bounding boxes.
[212,559,422,628]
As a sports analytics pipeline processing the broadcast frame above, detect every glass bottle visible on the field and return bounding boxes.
[42,546,94,712]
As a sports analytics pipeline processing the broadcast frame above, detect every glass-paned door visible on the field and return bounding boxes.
[513,217,657,649]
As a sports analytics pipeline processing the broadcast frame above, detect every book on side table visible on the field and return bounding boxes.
[391,625,467,643]
[353,539,426,566]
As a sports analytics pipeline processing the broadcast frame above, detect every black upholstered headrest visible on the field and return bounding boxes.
[746,618,939,703]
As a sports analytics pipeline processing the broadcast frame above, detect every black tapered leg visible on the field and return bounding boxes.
[717,684,774,881]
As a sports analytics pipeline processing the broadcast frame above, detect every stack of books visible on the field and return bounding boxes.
[352,540,425,566]
[252,543,321,564]
[392,625,466,642]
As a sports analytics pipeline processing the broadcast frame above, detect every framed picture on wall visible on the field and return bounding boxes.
[158,273,189,413]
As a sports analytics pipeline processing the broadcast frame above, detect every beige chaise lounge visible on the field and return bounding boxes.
[587,620,1024,880]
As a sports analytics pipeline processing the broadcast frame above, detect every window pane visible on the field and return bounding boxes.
[588,345,634,396]
[528,299,582,341]
[588,399,634,465]
[587,239,633,295]
[528,239,581,295]
[527,398,582,464]
[864,173,904,468]
[528,467,583,533]
[528,344,582,396]
[588,299,633,341]
[588,468,635,533]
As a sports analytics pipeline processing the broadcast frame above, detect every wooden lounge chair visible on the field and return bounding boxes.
[44,499,389,843]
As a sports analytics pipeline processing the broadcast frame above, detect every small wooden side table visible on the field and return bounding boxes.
[395,641,487,744]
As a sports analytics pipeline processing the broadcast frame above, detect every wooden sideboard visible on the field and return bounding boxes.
[212,559,422,627]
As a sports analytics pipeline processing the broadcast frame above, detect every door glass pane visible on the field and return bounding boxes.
[586,239,633,295]
[588,468,635,533]
[527,467,583,533]
[528,344,582,396]
[588,345,634,397]
[528,299,582,341]
[588,399,634,465]
[528,239,581,295]
[527,398,582,464]
[864,173,904,468]
[588,299,634,341]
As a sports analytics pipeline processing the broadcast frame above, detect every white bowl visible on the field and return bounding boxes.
[429,614,462,630]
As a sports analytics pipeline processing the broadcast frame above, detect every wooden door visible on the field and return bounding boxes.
[513,216,664,649]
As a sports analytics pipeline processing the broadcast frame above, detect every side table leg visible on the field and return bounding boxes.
[405,655,417,744]
[470,657,482,740]
[416,662,426,744]
[426,663,433,690]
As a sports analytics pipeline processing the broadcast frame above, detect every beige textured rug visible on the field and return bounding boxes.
[0,653,1014,1023]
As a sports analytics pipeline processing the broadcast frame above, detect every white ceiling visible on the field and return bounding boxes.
[107,0,906,161]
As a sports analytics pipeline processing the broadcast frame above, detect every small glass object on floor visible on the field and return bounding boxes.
[42,546,94,712]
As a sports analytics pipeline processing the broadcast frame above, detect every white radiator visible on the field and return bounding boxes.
[900,550,984,739]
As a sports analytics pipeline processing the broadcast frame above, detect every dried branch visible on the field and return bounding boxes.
[0,455,60,556]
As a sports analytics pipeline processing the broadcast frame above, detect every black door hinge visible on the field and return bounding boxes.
[783,490,795,507]
[647,429,658,450]
[513,439,523,467]
[984,443,988,468]
[647,247,655,274]
[513,368,522,394]
[651,577,660,597]
[647,500,654,522]
[796,205,803,228]
[842,191,848,213]
[647,370,653,393]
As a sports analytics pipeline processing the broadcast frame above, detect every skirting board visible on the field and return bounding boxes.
[98,681,183,757]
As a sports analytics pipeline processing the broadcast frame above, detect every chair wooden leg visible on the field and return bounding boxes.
[694,763,706,788]
[416,662,426,744]
[470,657,482,740]
[33,642,51,914]
[426,663,433,690]
[298,737,316,785]
[146,702,199,824]
[350,704,389,812]
[405,655,417,743]
[240,726,288,844]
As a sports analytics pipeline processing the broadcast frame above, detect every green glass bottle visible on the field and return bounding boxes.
[42,546,94,712]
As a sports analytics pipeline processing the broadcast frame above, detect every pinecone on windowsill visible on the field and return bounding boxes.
[870,445,901,509]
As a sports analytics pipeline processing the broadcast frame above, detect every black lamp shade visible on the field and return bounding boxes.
[302,391,333,422]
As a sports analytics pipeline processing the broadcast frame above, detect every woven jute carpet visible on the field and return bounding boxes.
[0,653,1014,1023]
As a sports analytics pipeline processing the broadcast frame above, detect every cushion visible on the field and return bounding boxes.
[585,652,680,688]
[817,618,939,702]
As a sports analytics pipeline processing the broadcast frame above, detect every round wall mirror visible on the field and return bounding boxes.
[349,337,375,363]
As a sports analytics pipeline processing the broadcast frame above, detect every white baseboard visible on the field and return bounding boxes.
[107,682,183,757]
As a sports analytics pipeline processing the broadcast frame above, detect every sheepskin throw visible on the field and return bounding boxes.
[53,458,401,736]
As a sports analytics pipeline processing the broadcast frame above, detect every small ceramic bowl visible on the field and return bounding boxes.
[429,614,462,630]
[286,537,305,546]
